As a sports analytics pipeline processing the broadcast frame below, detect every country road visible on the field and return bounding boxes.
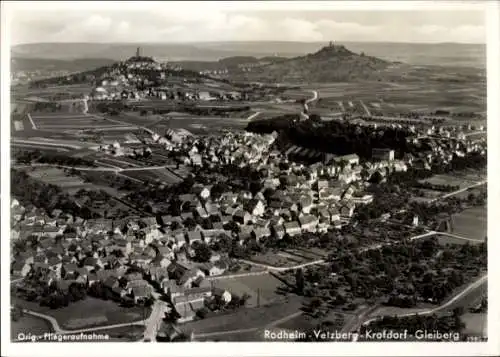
[306,90,318,104]
[27,113,37,130]
[359,100,372,117]
[247,111,261,121]
[429,180,486,203]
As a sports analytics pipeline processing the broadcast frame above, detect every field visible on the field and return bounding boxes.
[29,112,128,132]
[305,80,485,116]
[180,295,303,336]
[450,206,487,241]
[11,295,151,331]
[436,234,484,246]
[212,273,286,308]
[420,174,479,189]
[11,315,53,341]
[249,252,303,267]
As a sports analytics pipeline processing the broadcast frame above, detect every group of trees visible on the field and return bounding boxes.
[19,276,88,309]
[32,102,63,112]
[11,169,83,218]
[279,235,486,311]
[13,150,96,167]
[248,117,413,160]
[179,105,251,117]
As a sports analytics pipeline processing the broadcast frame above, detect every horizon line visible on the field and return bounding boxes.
[11,40,486,46]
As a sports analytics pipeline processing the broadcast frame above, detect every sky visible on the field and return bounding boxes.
[7,1,487,45]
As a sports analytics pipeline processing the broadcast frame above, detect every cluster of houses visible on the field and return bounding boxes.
[10,195,233,311]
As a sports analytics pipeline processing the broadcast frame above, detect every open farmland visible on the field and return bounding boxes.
[307,79,485,116]
[118,168,183,185]
[451,206,487,241]
[24,167,123,195]
[249,251,306,267]
[12,315,53,340]
[15,84,93,99]
[212,273,286,308]
[29,112,130,132]
[420,174,479,189]
[11,295,150,331]
[180,296,303,335]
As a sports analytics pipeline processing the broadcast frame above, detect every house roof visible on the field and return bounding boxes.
[299,214,318,225]
[63,263,78,272]
[131,285,151,297]
[284,221,300,230]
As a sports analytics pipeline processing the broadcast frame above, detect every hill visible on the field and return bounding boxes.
[11,57,116,73]
[233,44,396,83]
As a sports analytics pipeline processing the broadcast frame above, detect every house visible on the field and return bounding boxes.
[103,276,120,290]
[319,187,343,201]
[334,154,360,167]
[351,194,374,205]
[61,263,79,278]
[298,196,313,214]
[187,230,203,245]
[178,268,205,289]
[252,227,271,241]
[131,285,152,303]
[11,260,31,277]
[340,202,356,218]
[246,200,265,217]
[372,148,395,161]
[213,288,232,304]
[193,185,211,200]
[328,207,340,222]
[272,225,285,239]
[299,215,319,232]
[148,266,170,283]
[233,210,251,225]
[198,262,226,277]
[162,279,183,297]
[283,222,301,237]
[82,257,102,272]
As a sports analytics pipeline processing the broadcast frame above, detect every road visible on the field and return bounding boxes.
[437,232,484,242]
[305,90,318,104]
[359,100,372,117]
[428,180,487,203]
[247,111,261,121]
[27,113,37,130]
[341,304,380,334]
[141,300,169,342]
[237,258,326,272]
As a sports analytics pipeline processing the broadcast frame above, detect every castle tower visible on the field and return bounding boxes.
[136,47,141,57]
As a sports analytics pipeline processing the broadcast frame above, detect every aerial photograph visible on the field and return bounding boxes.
[5,1,489,347]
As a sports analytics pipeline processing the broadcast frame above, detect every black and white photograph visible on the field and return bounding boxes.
[1,1,498,356]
